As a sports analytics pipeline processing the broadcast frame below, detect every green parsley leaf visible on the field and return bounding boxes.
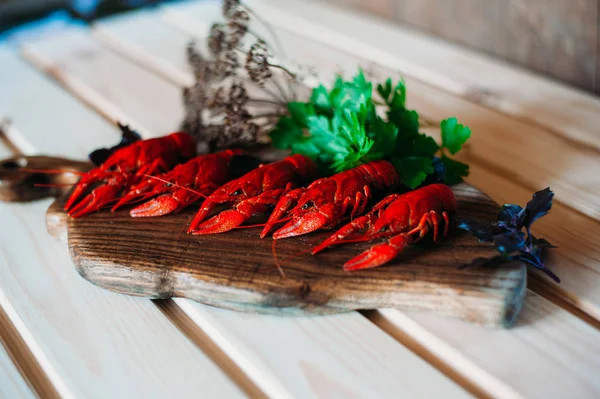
[392,156,434,189]
[268,70,472,187]
[287,102,313,126]
[376,78,392,102]
[441,117,471,155]
[441,154,469,185]
[270,116,303,149]
[310,86,330,113]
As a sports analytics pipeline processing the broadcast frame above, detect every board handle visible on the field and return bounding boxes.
[0,155,91,202]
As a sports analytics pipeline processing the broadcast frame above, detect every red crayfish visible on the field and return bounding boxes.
[111,149,250,217]
[260,160,400,239]
[188,154,318,235]
[65,132,196,217]
[312,183,456,270]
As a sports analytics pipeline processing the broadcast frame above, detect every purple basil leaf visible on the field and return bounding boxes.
[519,252,560,283]
[89,123,142,166]
[531,236,557,249]
[497,204,524,229]
[457,217,496,242]
[493,231,525,254]
[522,187,554,228]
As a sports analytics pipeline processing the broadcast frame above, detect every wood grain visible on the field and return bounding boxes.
[381,292,600,398]
[0,340,35,399]
[0,304,57,399]
[45,182,526,327]
[21,27,183,138]
[328,0,598,92]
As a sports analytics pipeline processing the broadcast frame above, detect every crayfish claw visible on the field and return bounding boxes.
[67,184,123,218]
[189,209,248,235]
[344,234,411,271]
[272,211,329,240]
[130,195,180,217]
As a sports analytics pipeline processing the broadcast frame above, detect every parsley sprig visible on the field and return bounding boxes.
[270,70,471,188]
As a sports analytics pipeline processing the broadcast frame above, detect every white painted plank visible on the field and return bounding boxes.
[0,143,12,159]
[20,18,472,399]
[93,9,193,87]
[384,292,600,398]
[137,4,600,398]
[257,0,600,154]
[21,27,184,138]
[0,45,244,398]
[177,300,472,399]
[0,339,35,399]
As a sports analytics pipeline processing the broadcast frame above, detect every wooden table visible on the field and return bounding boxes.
[1,0,599,397]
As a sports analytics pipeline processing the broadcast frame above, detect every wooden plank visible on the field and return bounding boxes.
[388,0,598,92]
[0,340,35,399]
[20,27,184,138]
[0,142,12,159]
[18,24,472,398]
[95,7,600,398]
[0,45,245,398]
[254,0,600,156]
[377,292,600,398]
[176,300,473,398]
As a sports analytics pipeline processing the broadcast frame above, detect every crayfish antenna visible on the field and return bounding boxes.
[141,174,210,200]
[271,240,287,279]
[20,168,85,176]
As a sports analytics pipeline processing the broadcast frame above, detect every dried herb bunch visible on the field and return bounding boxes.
[181,0,304,150]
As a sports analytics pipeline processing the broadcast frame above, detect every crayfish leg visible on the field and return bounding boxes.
[260,186,304,238]
[311,213,376,254]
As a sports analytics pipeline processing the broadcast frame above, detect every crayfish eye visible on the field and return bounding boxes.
[231,189,243,196]
[164,183,173,187]
[301,201,314,210]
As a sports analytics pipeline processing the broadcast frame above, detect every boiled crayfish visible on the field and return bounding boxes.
[188,154,318,234]
[312,183,456,270]
[111,149,252,217]
[260,160,400,239]
[65,132,196,217]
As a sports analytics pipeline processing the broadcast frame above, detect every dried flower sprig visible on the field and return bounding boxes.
[181,0,303,150]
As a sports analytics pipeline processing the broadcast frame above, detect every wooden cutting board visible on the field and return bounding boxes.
[44,183,527,328]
